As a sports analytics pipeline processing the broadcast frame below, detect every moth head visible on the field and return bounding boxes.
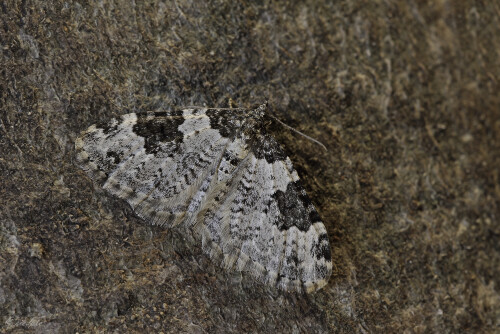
[241,102,268,130]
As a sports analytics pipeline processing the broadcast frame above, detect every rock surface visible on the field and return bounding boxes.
[1,1,499,333]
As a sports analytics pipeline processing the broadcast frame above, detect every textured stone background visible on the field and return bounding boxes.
[1,1,499,333]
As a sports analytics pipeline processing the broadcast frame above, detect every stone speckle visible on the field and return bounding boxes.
[1,0,499,333]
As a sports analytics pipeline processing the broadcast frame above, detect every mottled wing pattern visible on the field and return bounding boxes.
[76,109,231,227]
[75,106,332,292]
[193,132,332,292]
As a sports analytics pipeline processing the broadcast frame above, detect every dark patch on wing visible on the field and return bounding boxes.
[311,233,332,261]
[206,109,238,138]
[99,120,119,135]
[272,180,315,232]
[250,133,287,164]
[106,150,121,164]
[132,111,184,155]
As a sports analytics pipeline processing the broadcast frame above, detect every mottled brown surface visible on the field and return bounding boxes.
[1,1,499,333]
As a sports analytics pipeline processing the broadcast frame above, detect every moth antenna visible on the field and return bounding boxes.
[180,102,327,151]
[269,114,328,152]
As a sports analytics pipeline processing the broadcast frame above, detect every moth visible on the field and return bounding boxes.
[75,103,332,292]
